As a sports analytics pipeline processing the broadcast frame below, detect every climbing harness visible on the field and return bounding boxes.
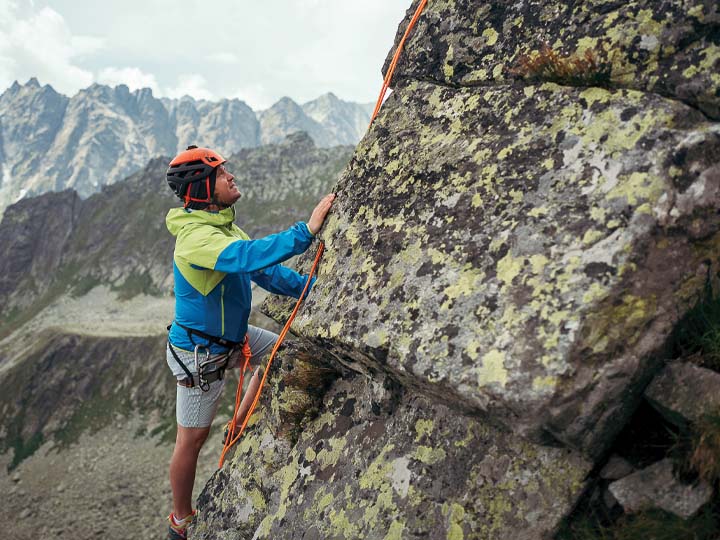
[218,0,428,467]
[167,323,252,391]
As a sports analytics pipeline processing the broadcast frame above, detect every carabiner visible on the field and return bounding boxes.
[194,344,211,392]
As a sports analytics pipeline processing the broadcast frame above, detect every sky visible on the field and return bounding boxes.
[0,0,410,109]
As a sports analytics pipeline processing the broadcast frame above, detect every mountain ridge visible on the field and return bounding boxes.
[0,78,370,216]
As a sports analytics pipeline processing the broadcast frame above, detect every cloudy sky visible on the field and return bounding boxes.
[0,0,410,109]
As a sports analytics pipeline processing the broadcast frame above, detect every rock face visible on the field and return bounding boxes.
[0,83,369,215]
[276,0,720,457]
[193,343,590,540]
[383,0,720,120]
[196,0,720,538]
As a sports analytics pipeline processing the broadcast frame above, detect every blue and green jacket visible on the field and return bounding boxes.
[166,206,315,353]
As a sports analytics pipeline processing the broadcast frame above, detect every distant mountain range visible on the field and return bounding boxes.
[0,78,371,215]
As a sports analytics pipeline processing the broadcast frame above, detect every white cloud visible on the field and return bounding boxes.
[165,74,216,101]
[0,1,102,94]
[97,66,160,94]
[0,0,410,105]
[231,83,274,110]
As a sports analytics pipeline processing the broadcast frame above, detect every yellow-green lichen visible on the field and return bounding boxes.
[415,418,434,441]
[447,503,465,540]
[476,349,509,388]
[496,252,524,288]
[384,520,405,540]
[414,445,447,465]
[317,437,347,468]
[482,27,499,46]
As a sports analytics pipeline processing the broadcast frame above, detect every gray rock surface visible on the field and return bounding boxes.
[192,342,591,540]
[608,458,713,518]
[383,0,720,119]
[645,360,720,426]
[599,455,635,481]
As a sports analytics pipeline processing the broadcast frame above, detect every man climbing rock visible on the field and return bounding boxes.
[163,145,334,539]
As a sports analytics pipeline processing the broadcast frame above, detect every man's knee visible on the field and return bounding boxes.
[175,425,211,453]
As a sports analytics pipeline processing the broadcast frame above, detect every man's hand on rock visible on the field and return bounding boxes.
[308,193,336,235]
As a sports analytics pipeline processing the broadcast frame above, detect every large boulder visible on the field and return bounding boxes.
[199,0,720,537]
[269,78,720,456]
[608,458,713,519]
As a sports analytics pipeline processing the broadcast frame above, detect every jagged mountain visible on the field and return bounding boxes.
[0,80,370,216]
[162,95,259,155]
[302,92,374,145]
[258,93,373,147]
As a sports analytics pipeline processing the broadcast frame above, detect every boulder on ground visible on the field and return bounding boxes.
[645,360,720,427]
[608,458,713,519]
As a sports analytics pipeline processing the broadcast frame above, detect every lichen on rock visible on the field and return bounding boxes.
[198,0,720,537]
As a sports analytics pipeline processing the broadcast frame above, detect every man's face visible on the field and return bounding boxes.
[213,165,241,206]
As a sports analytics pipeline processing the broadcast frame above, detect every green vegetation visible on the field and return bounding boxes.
[691,408,720,485]
[558,506,720,540]
[512,44,612,88]
[70,275,102,297]
[0,332,175,469]
[671,286,720,372]
[112,271,163,300]
[279,353,339,444]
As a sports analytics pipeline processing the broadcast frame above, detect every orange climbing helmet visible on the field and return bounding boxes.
[166,145,226,209]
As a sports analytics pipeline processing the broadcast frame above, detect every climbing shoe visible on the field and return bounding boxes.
[167,510,196,540]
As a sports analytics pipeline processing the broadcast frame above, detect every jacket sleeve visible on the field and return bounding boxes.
[176,221,314,273]
[251,265,316,299]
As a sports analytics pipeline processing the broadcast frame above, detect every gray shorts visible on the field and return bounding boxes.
[166,325,279,428]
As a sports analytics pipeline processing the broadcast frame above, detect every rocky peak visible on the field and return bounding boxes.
[259,96,331,146]
[132,87,155,101]
[302,92,372,145]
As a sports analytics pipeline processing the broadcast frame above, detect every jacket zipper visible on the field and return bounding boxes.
[220,284,225,336]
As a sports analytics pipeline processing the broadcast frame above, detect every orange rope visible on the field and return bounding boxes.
[219,0,427,467]
[369,0,428,126]
[219,242,325,468]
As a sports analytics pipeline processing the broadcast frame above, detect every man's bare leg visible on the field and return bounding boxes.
[233,368,261,426]
[170,425,211,519]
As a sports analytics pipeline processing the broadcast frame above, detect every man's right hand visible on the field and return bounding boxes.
[307,193,336,235]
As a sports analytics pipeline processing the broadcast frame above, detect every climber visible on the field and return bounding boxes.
[163,145,335,540]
